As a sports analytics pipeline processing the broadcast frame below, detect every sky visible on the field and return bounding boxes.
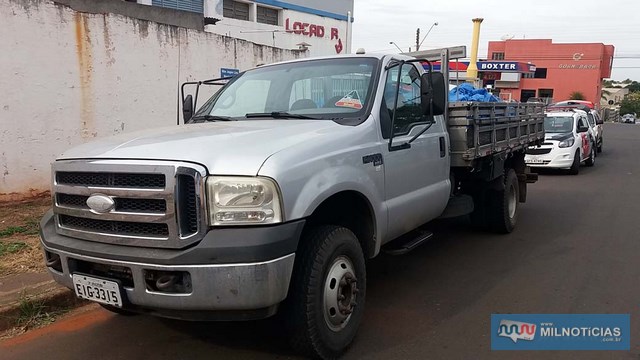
[351,0,640,81]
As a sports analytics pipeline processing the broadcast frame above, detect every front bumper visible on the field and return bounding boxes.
[525,151,574,169]
[40,211,303,319]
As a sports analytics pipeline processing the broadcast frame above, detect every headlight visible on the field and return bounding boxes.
[206,177,282,226]
[558,137,575,148]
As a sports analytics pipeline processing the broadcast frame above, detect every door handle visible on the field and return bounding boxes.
[439,137,446,157]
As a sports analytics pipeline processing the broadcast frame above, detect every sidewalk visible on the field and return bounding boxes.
[0,272,85,333]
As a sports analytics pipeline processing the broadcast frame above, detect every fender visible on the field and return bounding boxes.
[290,165,387,256]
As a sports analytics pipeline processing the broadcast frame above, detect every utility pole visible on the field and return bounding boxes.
[416,28,421,51]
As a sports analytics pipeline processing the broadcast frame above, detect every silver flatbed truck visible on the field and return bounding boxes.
[40,46,543,359]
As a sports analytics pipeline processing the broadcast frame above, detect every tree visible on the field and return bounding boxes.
[627,81,640,93]
[620,93,640,116]
[569,91,586,100]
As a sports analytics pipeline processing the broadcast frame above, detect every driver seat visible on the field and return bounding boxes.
[290,99,317,111]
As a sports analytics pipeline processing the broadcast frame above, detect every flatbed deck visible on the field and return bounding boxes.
[447,102,545,167]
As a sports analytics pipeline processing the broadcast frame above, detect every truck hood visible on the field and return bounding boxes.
[59,120,339,175]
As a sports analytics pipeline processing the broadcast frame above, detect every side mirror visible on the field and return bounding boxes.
[421,72,446,116]
[182,94,194,123]
[578,126,589,133]
[596,118,604,125]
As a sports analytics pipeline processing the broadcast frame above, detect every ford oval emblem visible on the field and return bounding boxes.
[86,194,115,213]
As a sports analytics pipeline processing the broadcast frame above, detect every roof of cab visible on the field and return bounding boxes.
[249,52,411,71]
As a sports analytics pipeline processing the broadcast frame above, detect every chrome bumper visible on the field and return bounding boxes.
[42,242,295,312]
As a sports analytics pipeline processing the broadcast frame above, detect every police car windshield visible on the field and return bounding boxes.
[544,116,574,133]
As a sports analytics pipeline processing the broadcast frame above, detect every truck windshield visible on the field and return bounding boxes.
[194,58,379,120]
[544,116,574,133]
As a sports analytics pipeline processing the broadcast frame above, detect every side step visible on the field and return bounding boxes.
[382,230,434,256]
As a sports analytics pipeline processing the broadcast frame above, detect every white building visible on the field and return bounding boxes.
[140,0,354,57]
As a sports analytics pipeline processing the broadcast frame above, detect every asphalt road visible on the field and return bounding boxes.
[3,123,640,360]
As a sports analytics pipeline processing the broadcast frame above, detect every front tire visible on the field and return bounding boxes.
[286,226,366,360]
[568,150,580,175]
[585,143,596,167]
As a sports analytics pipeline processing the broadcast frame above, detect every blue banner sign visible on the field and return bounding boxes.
[427,61,535,73]
[478,61,521,71]
[220,68,240,78]
[491,314,630,350]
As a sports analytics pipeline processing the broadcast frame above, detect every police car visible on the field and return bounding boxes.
[525,110,596,174]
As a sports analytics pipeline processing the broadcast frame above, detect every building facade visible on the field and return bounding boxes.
[139,0,354,57]
[486,39,614,105]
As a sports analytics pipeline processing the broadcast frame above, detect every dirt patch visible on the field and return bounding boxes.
[0,196,52,277]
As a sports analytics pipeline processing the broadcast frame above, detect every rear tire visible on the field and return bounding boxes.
[286,226,366,360]
[568,150,580,175]
[597,139,603,153]
[486,169,519,234]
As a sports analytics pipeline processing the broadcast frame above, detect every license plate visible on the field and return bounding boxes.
[72,274,122,307]
[526,157,545,164]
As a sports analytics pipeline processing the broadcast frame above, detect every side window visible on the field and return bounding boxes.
[381,64,424,138]
[577,117,585,130]
[586,113,595,127]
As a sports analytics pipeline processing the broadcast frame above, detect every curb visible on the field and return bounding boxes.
[0,280,87,333]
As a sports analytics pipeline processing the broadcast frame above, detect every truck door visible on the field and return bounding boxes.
[380,62,450,240]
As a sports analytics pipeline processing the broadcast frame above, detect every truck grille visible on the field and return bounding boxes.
[52,160,207,249]
[57,172,166,189]
[57,194,167,213]
[59,215,170,237]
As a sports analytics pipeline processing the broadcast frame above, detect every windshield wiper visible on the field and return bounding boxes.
[245,111,320,120]
[190,115,237,122]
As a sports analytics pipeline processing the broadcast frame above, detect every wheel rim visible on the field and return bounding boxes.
[323,256,359,332]
[508,183,517,219]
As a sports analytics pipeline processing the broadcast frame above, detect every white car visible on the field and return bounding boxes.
[622,114,637,124]
[549,101,603,153]
[525,111,596,174]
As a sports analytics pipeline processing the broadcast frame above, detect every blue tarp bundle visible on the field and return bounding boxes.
[449,83,501,102]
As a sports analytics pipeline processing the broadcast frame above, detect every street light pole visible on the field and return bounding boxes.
[418,22,439,50]
[389,41,404,53]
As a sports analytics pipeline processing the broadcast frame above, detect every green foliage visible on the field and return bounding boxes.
[0,221,39,238]
[627,81,640,93]
[620,93,640,116]
[569,91,586,100]
[0,226,28,237]
[17,294,56,329]
[0,241,28,256]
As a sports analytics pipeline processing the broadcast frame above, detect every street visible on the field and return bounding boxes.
[2,123,640,360]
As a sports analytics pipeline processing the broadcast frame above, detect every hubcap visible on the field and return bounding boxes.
[508,184,517,219]
[323,256,358,332]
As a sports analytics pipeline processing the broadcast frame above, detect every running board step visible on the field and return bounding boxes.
[382,230,434,256]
